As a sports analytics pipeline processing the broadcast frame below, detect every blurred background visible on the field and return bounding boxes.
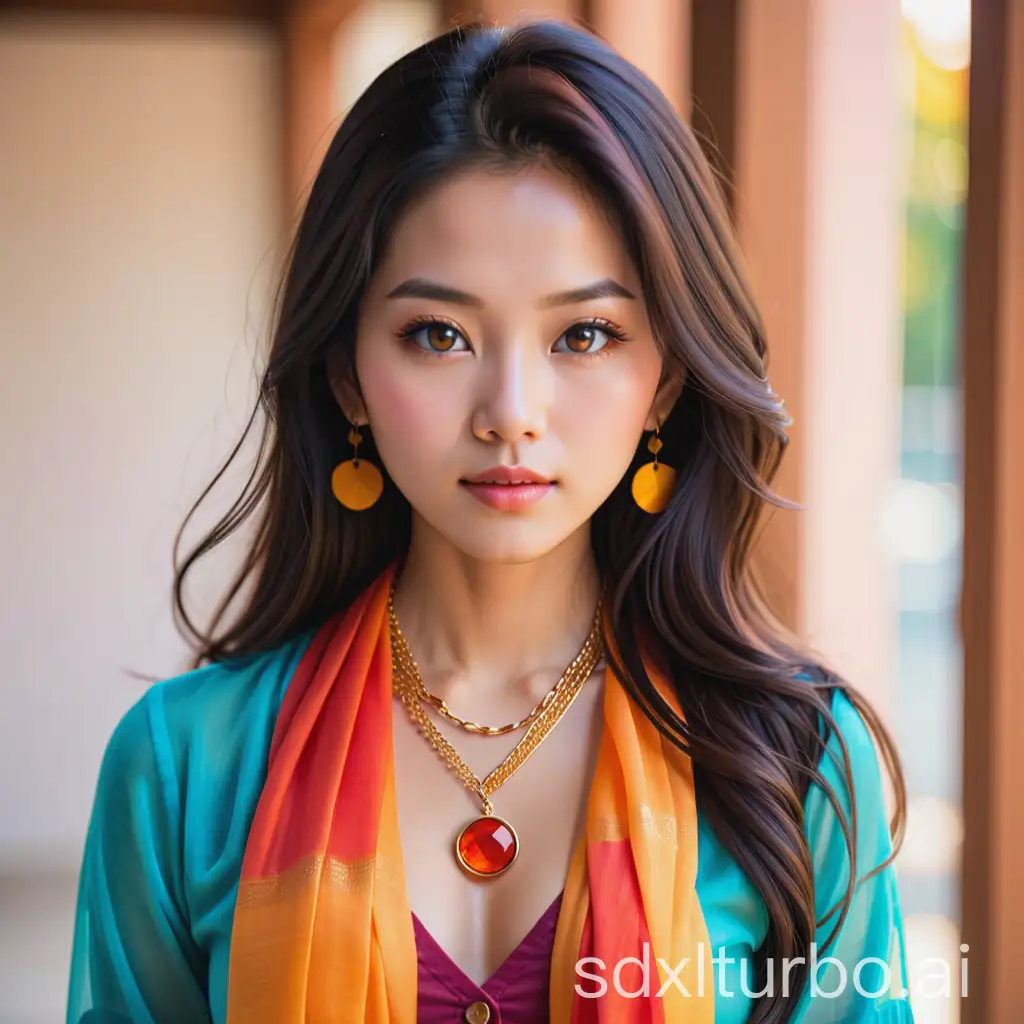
[1,0,1020,1022]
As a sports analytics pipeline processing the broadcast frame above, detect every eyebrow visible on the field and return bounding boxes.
[384,276,636,308]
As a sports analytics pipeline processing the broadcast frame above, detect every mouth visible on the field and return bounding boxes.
[459,466,555,511]
[462,466,552,486]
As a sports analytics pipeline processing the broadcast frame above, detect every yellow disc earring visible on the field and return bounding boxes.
[631,424,677,514]
[331,425,384,511]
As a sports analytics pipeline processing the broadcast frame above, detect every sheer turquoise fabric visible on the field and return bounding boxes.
[67,633,914,1023]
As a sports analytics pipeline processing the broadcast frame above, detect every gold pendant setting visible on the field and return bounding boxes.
[455,815,520,877]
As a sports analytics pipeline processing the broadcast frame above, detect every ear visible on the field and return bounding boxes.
[644,370,686,431]
[325,347,368,425]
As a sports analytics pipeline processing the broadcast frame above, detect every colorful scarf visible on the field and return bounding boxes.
[226,564,714,1022]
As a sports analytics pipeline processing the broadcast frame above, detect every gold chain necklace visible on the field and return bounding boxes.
[392,605,580,736]
[418,679,563,736]
[389,588,604,878]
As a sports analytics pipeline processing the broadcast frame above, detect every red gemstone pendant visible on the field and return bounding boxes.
[455,815,520,877]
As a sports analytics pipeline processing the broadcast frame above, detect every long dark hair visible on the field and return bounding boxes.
[173,20,905,1021]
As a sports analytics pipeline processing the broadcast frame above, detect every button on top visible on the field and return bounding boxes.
[464,1000,491,1024]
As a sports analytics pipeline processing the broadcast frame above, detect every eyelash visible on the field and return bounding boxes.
[394,316,632,359]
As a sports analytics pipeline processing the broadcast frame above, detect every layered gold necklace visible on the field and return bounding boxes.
[389,587,604,878]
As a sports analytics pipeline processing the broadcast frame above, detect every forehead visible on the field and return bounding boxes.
[371,165,639,299]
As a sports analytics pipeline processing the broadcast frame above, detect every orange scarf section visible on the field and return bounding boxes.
[226,565,714,1023]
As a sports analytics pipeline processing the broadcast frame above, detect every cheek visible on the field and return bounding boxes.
[561,396,645,466]
[556,356,661,446]
[356,342,451,441]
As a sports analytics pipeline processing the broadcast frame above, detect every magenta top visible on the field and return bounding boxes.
[413,892,563,1023]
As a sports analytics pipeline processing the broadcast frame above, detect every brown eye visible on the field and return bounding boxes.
[402,320,468,353]
[553,321,626,355]
[426,324,458,351]
[564,325,597,352]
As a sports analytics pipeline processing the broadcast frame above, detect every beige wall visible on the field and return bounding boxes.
[333,0,439,116]
[0,15,281,1018]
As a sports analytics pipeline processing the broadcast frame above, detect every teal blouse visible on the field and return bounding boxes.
[67,631,915,1023]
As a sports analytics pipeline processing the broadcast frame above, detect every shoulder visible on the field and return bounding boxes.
[812,685,888,813]
[792,667,886,800]
[820,687,881,784]
[156,633,312,759]
[800,680,897,887]
[98,631,313,808]
[89,631,317,910]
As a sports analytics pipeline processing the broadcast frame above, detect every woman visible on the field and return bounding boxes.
[68,19,914,1024]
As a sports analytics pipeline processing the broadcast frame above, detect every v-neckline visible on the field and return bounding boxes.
[411,889,565,997]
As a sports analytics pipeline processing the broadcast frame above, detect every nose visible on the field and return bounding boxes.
[471,341,550,445]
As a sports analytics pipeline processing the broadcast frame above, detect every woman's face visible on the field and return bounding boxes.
[342,164,678,563]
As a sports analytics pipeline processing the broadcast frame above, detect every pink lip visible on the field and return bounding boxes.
[463,466,552,485]
[460,466,555,511]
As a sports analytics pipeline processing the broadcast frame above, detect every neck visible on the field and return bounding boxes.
[391,518,602,703]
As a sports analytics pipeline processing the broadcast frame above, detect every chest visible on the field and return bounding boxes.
[391,676,606,985]
[191,676,768,1024]
[200,806,764,1024]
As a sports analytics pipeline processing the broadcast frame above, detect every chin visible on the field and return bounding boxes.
[433,518,582,565]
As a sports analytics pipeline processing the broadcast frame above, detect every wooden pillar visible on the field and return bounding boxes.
[588,0,690,114]
[794,0,903,712]
[687,2,813,635]
[689,0,738,196]
[727,1,812,634]
[960,1,1024,1019]
[440,0,578,26]
[724,0,904,716]
[279,0,359,209]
